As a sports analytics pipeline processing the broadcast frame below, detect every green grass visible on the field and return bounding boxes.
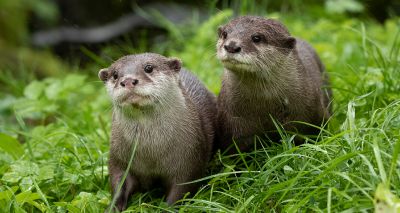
[1,7,400,213]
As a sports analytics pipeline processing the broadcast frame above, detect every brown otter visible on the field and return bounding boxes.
[98,53,216,211]
[216,16,332,152]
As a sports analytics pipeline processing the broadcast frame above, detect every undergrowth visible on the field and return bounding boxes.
[0,7,399,213]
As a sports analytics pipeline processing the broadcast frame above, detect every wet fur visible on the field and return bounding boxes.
[100,53,216,211]
[216,16,332,152]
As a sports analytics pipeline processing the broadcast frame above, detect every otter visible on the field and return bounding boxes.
[216,16,332,152]
[98,53,216,211]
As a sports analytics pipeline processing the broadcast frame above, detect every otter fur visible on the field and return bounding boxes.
[216,16,332,152]
[98,53,216,211]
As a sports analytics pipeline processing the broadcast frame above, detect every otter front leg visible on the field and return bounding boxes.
[109,163,138,211]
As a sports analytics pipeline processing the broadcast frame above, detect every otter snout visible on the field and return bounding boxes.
[224,41,241,53]
[120,77,139,88]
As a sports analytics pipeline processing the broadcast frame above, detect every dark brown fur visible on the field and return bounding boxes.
[216,16,332,152]
[99,53,216,211]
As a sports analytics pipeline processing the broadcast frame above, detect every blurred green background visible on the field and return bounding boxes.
[0,0,399,212]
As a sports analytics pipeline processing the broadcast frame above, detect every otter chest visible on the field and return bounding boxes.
[234,92,291,120]
[117,114,196,176]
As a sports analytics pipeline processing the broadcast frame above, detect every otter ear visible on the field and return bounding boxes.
[217,26,224,37]
[283,36,296,49]
[167,58,182,72]
[98,68,109,82]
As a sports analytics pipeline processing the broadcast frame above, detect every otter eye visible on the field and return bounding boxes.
[252,35,262,43]
[222,31,227,39]
[144,65,153,73]
[113,72,118,80]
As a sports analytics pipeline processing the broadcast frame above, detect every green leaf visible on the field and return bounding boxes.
[71,192,97,210]
[37,165,55,181]
[63,74,86,90]
[96,190,110,206]
[325,0,364,14]
[45,80,62,100]
[15,190,41,204]
[20,177,33,191]
[0,186,18,200]
[0,133,24,160]
[23,81,45,100]
[1,170,21,183]
[2,161,39,183]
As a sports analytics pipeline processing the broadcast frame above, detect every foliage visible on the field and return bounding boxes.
[0,0,58,46]
[325,0,364,14]
[0,4,400,213]
[0,0,65,87]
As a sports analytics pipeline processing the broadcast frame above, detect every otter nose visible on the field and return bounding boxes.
[224,42,241,53]
[120,78,139,88]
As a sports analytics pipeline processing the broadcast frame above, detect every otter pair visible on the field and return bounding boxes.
[99,16,331,211]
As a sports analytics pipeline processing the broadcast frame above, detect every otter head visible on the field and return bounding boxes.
[217,16,296,76]
[99,53,181,115]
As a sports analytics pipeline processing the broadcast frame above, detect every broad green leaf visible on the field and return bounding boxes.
[2,161,39,183]
[66,205,81,213]
[23,81,45,100]
[71,192,97,211]
[1,171,21,183]
[96,190,110,206]
[15,191,41,205]
[0,186,18,200]
[45,80,62,100]
[12,205,26,213]
[19,177,33,191]
[37,165,55,181]
[325,0,364,14]
[63,74,86,90]
[0,133,24,159]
